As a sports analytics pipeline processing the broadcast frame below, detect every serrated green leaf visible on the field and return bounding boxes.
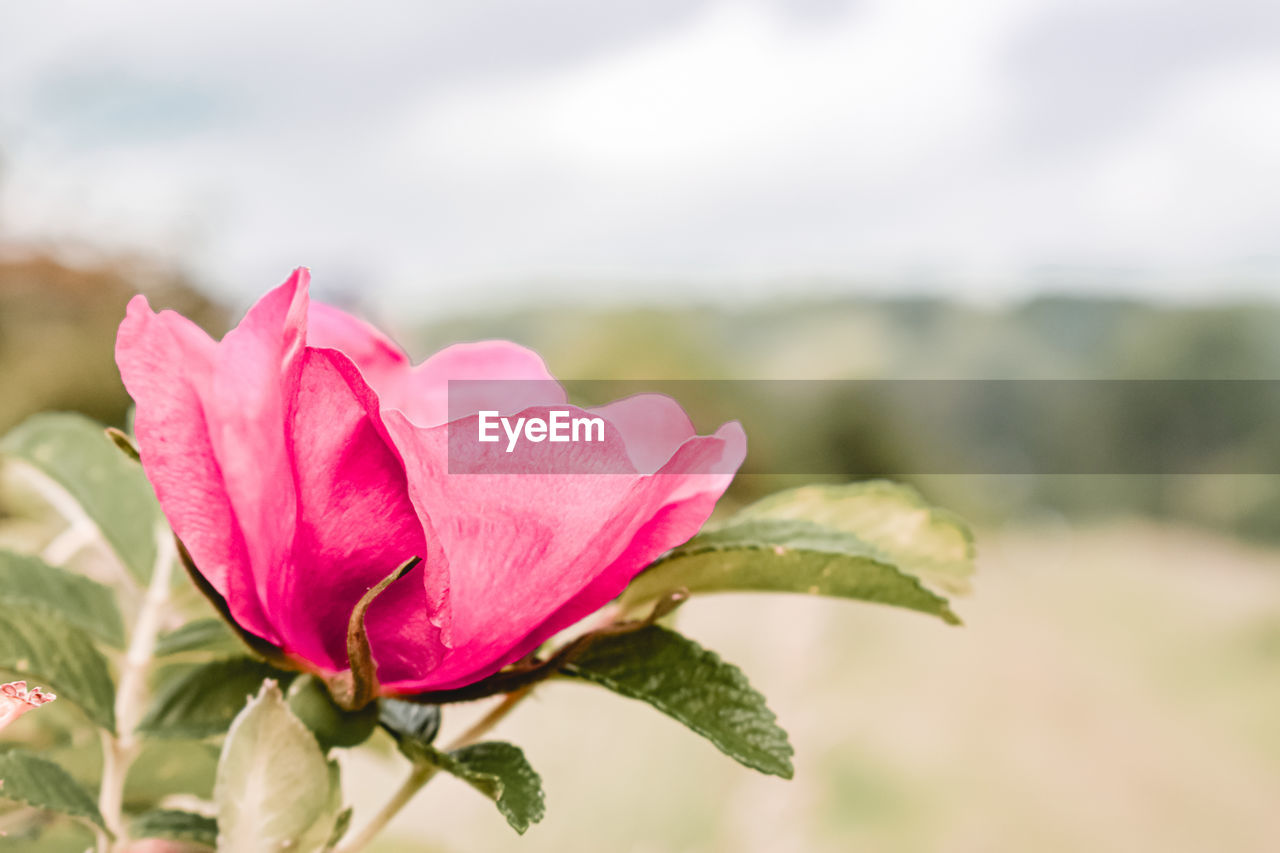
[214,681,340,853]
[733,481,974,594]
[0,749,105,830]
[0,550,125,647]
[138,658,294,740]
[0,606,115,730]
[131,809,217,847]
[1,413,169,582]
[424,741,545,834]
[622,481,973,624]
[627,518,959,624]
[154,618,245,657]
[563,625,794,778]
[379,699,441,747]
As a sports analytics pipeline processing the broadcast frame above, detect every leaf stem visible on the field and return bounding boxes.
[97,529,176,851]
[335,687,531,853]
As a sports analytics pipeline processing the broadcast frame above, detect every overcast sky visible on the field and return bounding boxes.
[2,0,1279,313]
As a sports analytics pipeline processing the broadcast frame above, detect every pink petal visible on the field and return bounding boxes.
[121,270,450,676]
[522,421,747,646]
[378,408,745,692]
[116,296,273,641]
[0,680,56,732]
[307,300,410,384]
[269,348,440,674]
[591,393,698,474]
[387,341,566,428]
[206,269,310,624]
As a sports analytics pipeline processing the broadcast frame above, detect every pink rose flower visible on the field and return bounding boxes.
[115,270,744,695]
[0,681,55,733]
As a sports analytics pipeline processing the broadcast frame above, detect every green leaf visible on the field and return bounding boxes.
[422,741,546,834]
[563,625,794,778]
[0,605,115,730]
[139,658,294,740]
[214,681,342,853]
[1,413,169,582]
[735,481,975,593]
[154,618,245,657]
[131,809,217,847]
[0,749,105,831]
[622,481,973,625]
[0,550,125,647]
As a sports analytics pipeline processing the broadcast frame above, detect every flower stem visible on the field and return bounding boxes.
[97,530,176,851]
[336,687,532,853]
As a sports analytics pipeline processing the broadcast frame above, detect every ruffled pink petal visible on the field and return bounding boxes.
[522,421,746,644]
[0,681,56,732]
[382,341,566,428]
[116,296,274,641]
[307,300,409,383]
[591,393,698,474]
[309,300,561,428]
[378,408,745,692]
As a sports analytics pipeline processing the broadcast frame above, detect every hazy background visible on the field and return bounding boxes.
[2,1,1279,851]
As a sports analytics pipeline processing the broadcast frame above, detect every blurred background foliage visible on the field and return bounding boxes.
[0,253,225,433]
[7,252,1280,543]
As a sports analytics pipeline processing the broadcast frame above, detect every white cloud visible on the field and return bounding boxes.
[1,0,1278,310]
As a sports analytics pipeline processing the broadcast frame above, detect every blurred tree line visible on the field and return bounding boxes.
[0,253,225,432]
[3,254,1278,539]
[411,295,1280,541]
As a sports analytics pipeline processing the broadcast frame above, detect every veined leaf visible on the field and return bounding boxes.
[622,481,973,624]
[131,809,217,847]
[626,518,959,624]
[734,481,974,593]
[0,550,125,647]
[154,618,245,657]
[0,749,105,830]
[418,741,545,834]
[139,658,294,740]
[1,413,168,582]
[0,605,115,729]
[214,682,341,853]
[563,625,793,778]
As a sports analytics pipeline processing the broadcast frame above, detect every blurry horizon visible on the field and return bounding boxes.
[4,0,1280,315]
